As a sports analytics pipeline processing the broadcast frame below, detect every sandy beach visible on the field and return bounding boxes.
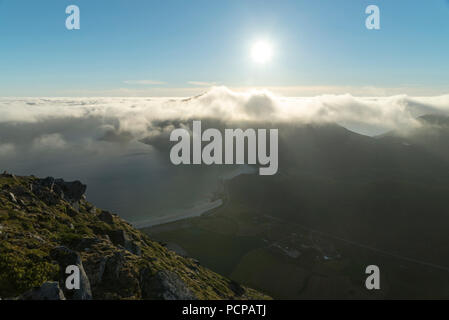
[132,199,223,229]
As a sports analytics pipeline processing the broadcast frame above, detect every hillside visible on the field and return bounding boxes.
[0,172,269,300]
[143,121,449,299]
[378,114,449,161]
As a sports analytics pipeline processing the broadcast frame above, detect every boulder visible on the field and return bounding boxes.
[19,282,66,300]
[109,229,130,247]
[66,205,78,217]
[50,246,92,300]
[72,237,101,251]
[87,205,97,214]
[98,211,114,224]
[84,257,107,287]
[108,229,140,255]
[103,251,126,282]
[96,251,140,298]
[33,177,87,207]
[140,270,197,300]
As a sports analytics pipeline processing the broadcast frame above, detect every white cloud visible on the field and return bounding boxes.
[0,87,448,140]
[0,87,448,220]
[0,143,15,157]
[33,134,67,150]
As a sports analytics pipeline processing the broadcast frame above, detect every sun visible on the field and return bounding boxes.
[251,40,273,64]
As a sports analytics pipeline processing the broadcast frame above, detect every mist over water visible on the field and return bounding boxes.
[0,135,239,224]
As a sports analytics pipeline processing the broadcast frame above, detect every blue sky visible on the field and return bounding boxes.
[0,0,448,96]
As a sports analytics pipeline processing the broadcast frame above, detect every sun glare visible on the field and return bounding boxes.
[251,40,273,64]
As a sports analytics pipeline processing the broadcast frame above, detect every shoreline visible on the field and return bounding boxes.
[134,166,256,229]
[132,199,223,229]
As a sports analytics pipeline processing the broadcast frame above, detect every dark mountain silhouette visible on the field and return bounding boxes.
[144,116,449,299]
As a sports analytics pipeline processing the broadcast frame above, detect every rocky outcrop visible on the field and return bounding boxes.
[32,177,86,208]
[140,270,197,300]
[19,282,66,300]
[98,211,114,224]
[108,229,141,256]
[50,246,92,300]
[84,257,107,287]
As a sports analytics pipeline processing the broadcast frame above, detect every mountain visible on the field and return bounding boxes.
[378,114,449,161]
[143,120,449,299]
[0,172,269,300]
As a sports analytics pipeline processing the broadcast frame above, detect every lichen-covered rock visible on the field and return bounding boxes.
[83,257,107,287]
[108,229,141,256]
[50,246,92,300]
[98,211,114,224]
[31,177,86,208]
[19,282,66,300]
[141,270,197,300]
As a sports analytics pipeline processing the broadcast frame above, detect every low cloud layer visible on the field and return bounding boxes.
[1,86,449,137]
[0,87,448,222]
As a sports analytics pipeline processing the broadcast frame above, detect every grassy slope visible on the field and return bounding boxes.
[0,173,269,300]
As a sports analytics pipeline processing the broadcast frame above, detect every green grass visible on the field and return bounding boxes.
[150,225,264,276]
[230,248,310,299]
[0,241,59,297]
